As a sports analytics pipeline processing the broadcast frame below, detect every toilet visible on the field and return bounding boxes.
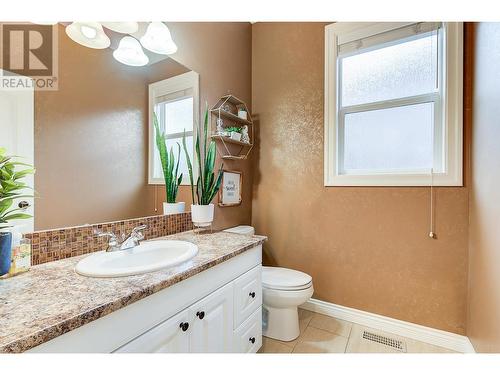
[223,225,314,342]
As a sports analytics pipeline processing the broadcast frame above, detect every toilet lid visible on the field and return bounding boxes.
[262,266,312,290]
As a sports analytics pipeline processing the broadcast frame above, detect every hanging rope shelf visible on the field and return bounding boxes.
[210,94,254,160]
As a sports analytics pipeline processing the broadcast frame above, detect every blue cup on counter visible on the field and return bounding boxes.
[0,232,12,276]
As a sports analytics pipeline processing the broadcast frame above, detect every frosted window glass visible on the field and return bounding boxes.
[153,136,193,182]
[343,103,434,171]
[341,33,438,106]
[161,96,194,134]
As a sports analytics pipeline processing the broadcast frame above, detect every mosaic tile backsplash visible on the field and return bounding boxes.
[23,212,193,266]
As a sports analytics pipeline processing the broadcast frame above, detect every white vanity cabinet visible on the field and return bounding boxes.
[188,283,234,353]
[115,310,190,353]
[116,283,235,353]
[29,245,262,353]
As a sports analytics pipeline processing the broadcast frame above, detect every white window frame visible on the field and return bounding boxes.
[148,71,199,185]
[324,22,463,186]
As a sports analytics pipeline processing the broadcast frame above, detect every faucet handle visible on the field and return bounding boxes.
[131,225,147,240]
[132,224,147,233]
[94,230,120,252]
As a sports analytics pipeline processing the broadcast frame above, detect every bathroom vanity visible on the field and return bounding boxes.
[0,231,266,353]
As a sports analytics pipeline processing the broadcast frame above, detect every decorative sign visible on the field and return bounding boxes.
[219,170,242,207]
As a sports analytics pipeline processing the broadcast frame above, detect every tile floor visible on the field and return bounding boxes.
[258,309,458,354]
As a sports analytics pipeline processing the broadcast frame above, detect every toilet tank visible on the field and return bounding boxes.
[223,225,255,236]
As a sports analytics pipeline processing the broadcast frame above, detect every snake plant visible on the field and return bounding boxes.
[153,113,183,203]
[182,104,223,205]
[0,147,35,230]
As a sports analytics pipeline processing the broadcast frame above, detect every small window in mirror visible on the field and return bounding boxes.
[148,71,199,185]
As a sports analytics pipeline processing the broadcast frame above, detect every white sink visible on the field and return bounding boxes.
[75,240,198,278]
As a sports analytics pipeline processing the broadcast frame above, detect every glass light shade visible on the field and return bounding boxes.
[101,22,139,34]
[140,22,177,55]
[65,22,110,49]
[32,22,59,25]
[113,36,149,66]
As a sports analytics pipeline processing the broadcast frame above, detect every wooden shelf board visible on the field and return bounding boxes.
[210,109,252,126]
[220,94,245,106]
[211,135,253,147]
[221,155,247,160]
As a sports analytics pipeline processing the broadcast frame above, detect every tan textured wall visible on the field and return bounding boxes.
[251,22,470,334]
[34,23,253,230]
[467,23,500,352]
[165,23,254,230]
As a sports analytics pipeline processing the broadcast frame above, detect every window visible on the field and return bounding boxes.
[324,23,463,186]
[148,71,199,185]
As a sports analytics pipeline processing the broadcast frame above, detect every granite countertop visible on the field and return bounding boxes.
[0,231,267,353]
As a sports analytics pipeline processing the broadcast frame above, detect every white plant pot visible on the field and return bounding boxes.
[230,132,242,142]
[163,202,185,215]
[238,110,247,120]
[191,204,214,227]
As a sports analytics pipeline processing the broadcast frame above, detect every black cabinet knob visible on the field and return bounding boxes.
[18,201,30,209]
[196,311,205,320]
[179,322,189,331]
[249,292,256,298]
[249,337,256,344]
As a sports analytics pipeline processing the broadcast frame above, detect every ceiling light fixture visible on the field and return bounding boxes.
[140,22,177,55]
[101,22,139,34]
[113,36,149,66]
[65,22,110,49]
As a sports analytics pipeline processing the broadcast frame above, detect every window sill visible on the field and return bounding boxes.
[325,173,463,187]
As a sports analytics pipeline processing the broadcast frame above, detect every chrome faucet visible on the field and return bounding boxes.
[95,225,148,252]
[120,225,147,250]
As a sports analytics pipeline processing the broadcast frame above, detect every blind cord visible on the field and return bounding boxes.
[429,168,436,239]
[154,185,158,213]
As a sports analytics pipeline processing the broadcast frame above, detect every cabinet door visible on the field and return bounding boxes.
[189,283,234,353]
[233,265,262,328]
[114,310,190,353]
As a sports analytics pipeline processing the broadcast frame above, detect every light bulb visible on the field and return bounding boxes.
[65,22,110,49]
[81,25,97,39]
[140,22,177,55]
[113,36,149,66]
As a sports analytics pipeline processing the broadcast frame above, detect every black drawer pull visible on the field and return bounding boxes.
[249,337,256,344]
[196,311,205,320]
[179,322,189,331]
[249,292,256,298]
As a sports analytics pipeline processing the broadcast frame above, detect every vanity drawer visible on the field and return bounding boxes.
[233,264,262,328]
[233,307,262,353]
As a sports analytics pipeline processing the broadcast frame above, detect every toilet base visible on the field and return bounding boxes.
[263,305,300,342]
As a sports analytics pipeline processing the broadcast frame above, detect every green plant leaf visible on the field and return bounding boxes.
[153,111,183,204]
[2,213,32,221]
[182,130,195,204]
[0,198,13,215]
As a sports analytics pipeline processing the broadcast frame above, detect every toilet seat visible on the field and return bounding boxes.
[262,266,312,291]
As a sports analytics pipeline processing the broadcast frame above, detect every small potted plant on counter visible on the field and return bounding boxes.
[226,126,242,142]
[182,105,223,228]
[0,147,35,276]
[153,113,185,215]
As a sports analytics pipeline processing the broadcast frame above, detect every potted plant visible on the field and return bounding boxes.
[237,106,248,120]
[182,105,224,227]
[153,112,185,215]
[0,147,35,276]
[226,126,242,142]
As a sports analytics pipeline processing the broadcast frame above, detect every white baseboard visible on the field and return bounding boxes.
[301,298,475,353]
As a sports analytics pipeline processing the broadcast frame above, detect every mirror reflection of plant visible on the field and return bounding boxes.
[153,113,183,204]
[226,126,242,134]
[0,148,35,230]
[182,104,223,205]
